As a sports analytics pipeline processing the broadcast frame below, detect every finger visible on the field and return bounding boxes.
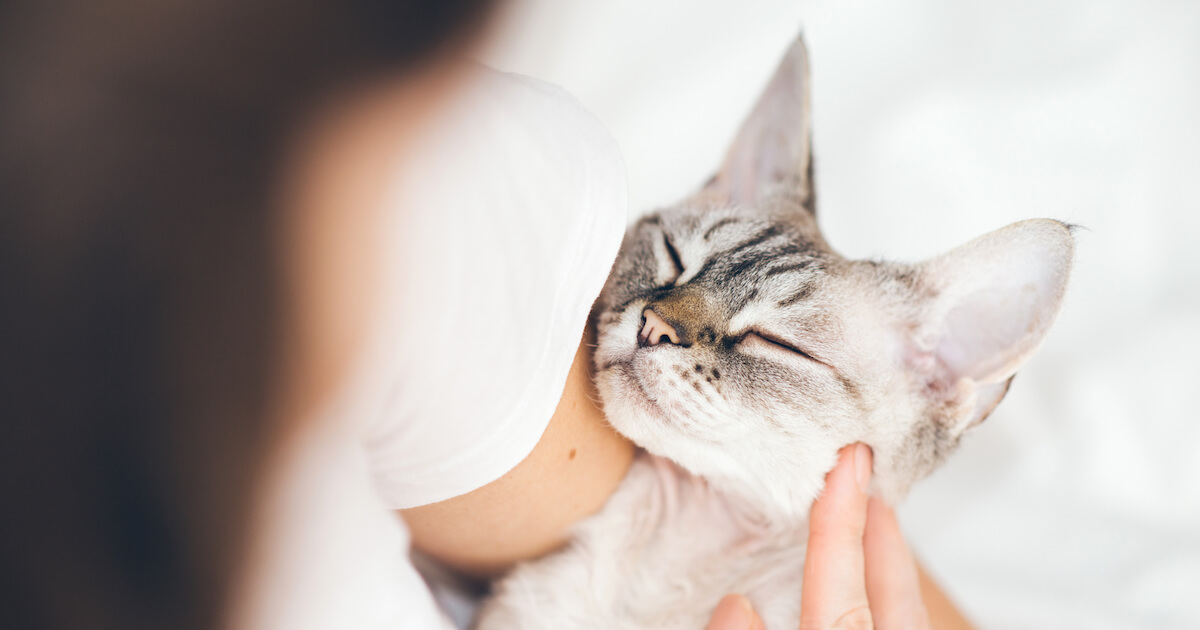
[863,498,930,630]
[706,594,765,630]
[800,443,874,630]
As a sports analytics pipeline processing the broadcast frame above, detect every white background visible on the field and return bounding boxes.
[483,1,1200,628]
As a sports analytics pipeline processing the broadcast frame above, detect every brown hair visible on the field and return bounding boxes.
[0,1,497,628]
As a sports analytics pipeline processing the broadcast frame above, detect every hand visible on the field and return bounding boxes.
[705,444,931,630]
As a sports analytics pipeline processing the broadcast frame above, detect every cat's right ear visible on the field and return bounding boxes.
[910,219,1075,428]
[706,36,814,210]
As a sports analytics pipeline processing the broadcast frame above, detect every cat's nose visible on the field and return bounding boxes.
[639,309,681,347]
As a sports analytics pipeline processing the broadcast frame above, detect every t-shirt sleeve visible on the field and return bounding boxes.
[365,68,628,508]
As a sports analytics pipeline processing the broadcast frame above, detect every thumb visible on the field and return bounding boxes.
[706,594,765,630]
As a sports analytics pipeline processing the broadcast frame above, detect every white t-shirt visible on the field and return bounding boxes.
[236,67,627,630]
[367,67,628,509]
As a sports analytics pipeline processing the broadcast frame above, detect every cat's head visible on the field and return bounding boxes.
[593,37,1074,518]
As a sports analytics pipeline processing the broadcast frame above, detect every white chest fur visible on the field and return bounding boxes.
[477,454,812,630]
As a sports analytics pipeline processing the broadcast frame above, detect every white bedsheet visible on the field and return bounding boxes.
[484,1,1200,627]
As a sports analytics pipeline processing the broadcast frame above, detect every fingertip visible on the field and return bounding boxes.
[865,497,903,545]
[813,444,871,525]
[866,496,893,522]
[706,594,764,630]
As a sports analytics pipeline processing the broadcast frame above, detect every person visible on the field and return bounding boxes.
[0,1,971,628]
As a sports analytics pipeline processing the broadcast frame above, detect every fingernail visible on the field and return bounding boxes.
[709,594,760,630]
[854,443,872,493]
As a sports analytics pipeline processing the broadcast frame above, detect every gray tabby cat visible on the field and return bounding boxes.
[477,36,1073,630]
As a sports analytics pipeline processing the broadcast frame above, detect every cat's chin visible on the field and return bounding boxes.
[597,355,737,452]
[594,312,953,521]
[594,361,669,446]
[597,365,825,522]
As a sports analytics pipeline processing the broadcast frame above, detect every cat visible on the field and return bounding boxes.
[476,35,1074,630]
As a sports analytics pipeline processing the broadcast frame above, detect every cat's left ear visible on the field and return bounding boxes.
[707,36,814,209]
[912,219,1075,426]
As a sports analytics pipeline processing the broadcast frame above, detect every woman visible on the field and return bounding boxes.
[0,1,965,628]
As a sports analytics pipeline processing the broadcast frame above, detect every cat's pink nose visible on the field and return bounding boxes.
[640,309,681,346]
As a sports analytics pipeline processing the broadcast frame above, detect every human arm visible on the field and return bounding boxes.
[400,333,636,577]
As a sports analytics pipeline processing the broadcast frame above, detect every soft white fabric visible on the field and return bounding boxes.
[367,67,627,509]
[484,2,1200,627]
[239,67,627,628]
[235,385,453,630]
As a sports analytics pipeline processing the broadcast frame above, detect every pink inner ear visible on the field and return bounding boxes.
[905,347,960,403]
[933,261,1067,386]
[921,220,1074,387]
[907,350,937,374]
[710,37,811,206]
[937,294,1037,383]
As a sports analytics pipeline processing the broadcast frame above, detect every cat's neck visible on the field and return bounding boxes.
[645,453,813,534]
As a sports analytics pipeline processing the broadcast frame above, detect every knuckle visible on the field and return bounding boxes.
[800,605,874,630]
[832,605,874,630]
[806,529,866,553]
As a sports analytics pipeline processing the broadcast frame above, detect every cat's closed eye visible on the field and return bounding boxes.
[742,330,823,365]
[659,232,684,286]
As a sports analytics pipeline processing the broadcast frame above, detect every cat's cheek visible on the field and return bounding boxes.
[594,363,675,447]
[593,307,649,370]
[593,369,643,442]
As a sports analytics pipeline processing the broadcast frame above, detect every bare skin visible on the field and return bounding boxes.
[400,327,635,577]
